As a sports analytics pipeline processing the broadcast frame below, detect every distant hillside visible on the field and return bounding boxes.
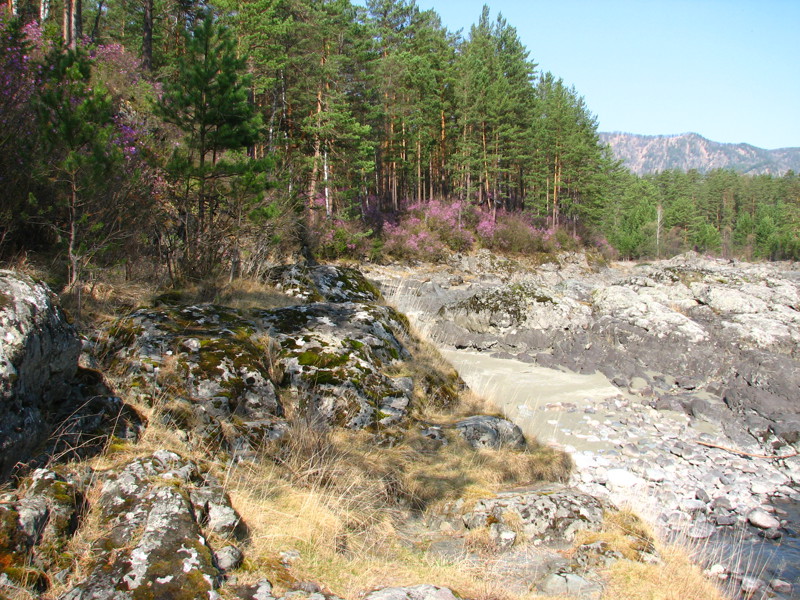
[600,132,800,175]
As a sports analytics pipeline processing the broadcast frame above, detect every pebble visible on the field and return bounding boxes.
[740,576,765,595]
[770,579,793,594]
[604,468,641,489]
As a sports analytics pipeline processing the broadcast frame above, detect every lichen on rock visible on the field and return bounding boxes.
[61,451,243,600]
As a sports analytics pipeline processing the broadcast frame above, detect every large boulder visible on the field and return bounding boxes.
[1,271,83,479]
[104,278,417,442]
[462,485,609,544]
[455,415,525,449]
[1,271,140,480]
[267,264,382,304]
[0,468,88,591]
[364,585,462,600]
[258,302,413,428]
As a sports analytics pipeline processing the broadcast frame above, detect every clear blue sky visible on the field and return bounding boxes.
[409,0,800,149]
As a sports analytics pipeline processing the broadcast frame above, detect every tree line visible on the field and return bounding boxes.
[1,0,798,288]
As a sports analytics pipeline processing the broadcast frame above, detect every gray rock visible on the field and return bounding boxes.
[604,468,642,490]
[267,264,381,304]
[454,415,525,449]
[1,271,81,478]
[538,572,602,599]
[488,521,517,550]
[462,486,608,543]
[740,575,766,595]
[364,584,461,600]
[61,452,242,600]
[215,545,244,571]
[747,508,781,530]
[770,579,793,595]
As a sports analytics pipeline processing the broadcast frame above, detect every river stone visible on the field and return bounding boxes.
[454,415,525,449]
[747,508,781,530]
[604,468,642,490]
[740,575,766,595]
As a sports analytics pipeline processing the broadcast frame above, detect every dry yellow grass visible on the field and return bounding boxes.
[566,510,727,600]
[601,544,726,600]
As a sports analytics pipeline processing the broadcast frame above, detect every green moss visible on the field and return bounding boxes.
[0,291,11,310]
[2,566,48,590]
[151,290,187,306]
[296,350,348,369]
[107,320,144,348]
[309,369,344,386]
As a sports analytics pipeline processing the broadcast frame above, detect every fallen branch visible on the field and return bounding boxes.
[696,440,799,460]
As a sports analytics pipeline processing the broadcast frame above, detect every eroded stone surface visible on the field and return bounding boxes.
[455,415,525,449]
[1,271,82,479]
[61,451,243,600]
[462,485,608,544]
[1,271,141,480]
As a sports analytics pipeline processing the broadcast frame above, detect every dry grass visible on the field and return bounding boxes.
[574,509,657,562]
[601,544,726,600]
[218,417,574,599]
[564,509,727,600]
[151,277,297,311]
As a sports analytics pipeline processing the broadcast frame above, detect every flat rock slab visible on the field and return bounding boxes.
[61,451,243,600]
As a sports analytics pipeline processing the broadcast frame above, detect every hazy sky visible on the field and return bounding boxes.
[411,0,799,149]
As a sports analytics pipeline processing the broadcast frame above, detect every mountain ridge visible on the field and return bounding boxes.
[599,131,800,175]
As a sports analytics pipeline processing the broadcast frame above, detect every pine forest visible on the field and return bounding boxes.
[2,0,799,288]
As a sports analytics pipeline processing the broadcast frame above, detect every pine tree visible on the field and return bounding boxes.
[32,47,123,288]
[158,9,263,275]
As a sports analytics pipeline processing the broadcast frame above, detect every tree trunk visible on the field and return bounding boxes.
[416,136,421,203]
[67,177,79,289]
[142,0,154,70]
[323,148,331,218]
[70,0,81,49]
[63,0,72,47]
[307,85,323,206]
[40,0,49,22]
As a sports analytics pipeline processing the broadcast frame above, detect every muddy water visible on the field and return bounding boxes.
[442,348,800,598]
[441,348,631,451]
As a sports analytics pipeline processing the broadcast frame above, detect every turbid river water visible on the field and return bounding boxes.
[441,349,622,451]
[441,347,800,598]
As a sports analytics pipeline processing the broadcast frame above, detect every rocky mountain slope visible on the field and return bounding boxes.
[600,132,800,175]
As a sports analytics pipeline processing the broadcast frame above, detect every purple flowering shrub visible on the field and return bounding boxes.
[382,199,475,261]
[474,210,550,254]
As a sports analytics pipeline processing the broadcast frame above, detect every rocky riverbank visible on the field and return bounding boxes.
[3,253,798,600]
[366,250,800,599]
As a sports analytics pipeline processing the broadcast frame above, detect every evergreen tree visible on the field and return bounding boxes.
[158,9,263,275]
[32,47,123,287]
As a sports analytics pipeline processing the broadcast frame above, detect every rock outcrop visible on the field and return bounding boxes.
[0,271,141,480]
[61,451,243,600]
[102,268,420,451]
